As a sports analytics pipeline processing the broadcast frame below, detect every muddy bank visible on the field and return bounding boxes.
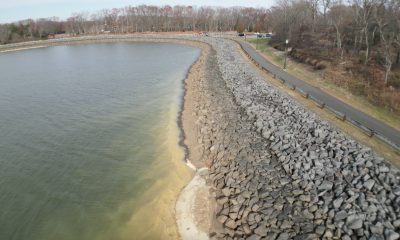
[176,39,214,239]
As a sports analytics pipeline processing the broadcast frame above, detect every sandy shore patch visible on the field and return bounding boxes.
[176,168,211,240]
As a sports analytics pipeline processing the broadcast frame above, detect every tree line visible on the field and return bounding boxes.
[0,5,269,44]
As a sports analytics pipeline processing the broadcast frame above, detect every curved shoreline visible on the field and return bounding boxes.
[0,34,199,53]
[176,40,211,168]
[1,35,213,239]
[175,39,215,239]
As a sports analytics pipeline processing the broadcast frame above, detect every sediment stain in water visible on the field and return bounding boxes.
[0,42,200,239]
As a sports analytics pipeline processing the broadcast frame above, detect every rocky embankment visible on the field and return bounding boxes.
[189,37,400,239]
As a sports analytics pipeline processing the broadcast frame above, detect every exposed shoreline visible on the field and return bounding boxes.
[176,38,214,239]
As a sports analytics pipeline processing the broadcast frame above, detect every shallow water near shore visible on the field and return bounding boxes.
[0,42,199,239]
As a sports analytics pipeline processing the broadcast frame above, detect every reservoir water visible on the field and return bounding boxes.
[0,42,200,239]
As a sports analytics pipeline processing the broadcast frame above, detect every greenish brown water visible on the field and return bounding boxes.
[0,42,199,239]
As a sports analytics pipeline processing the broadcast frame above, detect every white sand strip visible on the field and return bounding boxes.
[176,168,210,240]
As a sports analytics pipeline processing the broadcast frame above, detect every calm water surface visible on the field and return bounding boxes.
[0,42,200,239]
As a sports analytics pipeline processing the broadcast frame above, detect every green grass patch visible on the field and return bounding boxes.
[248,38,270,52]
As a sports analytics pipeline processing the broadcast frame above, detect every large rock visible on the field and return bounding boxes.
[385,229,400,240]
[363,179,375,191]
[333,197,343,209]
[346,215,364,229]
[225,219,237,229]
[254,225,268,237]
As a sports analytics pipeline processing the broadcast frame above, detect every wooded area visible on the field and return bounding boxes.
[269,0,400,114]
[0,1,399,114]
[0,5,269,43]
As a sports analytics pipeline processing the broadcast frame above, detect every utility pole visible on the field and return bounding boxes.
[284,39,289,70]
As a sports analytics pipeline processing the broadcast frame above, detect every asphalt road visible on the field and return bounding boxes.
[238,40,400,150]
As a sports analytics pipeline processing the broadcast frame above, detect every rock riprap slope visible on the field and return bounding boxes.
[197,37,400,239]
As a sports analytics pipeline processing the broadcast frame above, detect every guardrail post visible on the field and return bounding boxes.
[364,129,374,137]
[316,101,325,109]
[302,92,309,98]
[335,112,346,121]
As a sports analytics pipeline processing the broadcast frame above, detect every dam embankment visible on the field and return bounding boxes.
[184,36,400,239]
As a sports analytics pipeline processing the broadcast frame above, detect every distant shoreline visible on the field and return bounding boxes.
[0,45,47,53]
[0,33,202,53]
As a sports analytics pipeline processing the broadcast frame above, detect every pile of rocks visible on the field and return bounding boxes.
[192,37,400,239]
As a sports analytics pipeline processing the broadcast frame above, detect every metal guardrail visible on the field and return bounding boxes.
[309,95,325,109]
[325,105,346,121]
[347,118,375,137]
[297,88,309,99]
[235,39,400,153]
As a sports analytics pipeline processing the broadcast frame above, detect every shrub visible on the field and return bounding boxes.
[314,61,327,70]
[348,79,367,96]
[388,72,400,89]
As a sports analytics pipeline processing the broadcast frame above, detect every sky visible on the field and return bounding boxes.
[0,0,275,23]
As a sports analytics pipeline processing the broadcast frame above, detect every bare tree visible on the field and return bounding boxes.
[375,0,399,85]
[0,24,11,44]
[328,2,352,60]
[321,0,332,18]
[352,0,382,64]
